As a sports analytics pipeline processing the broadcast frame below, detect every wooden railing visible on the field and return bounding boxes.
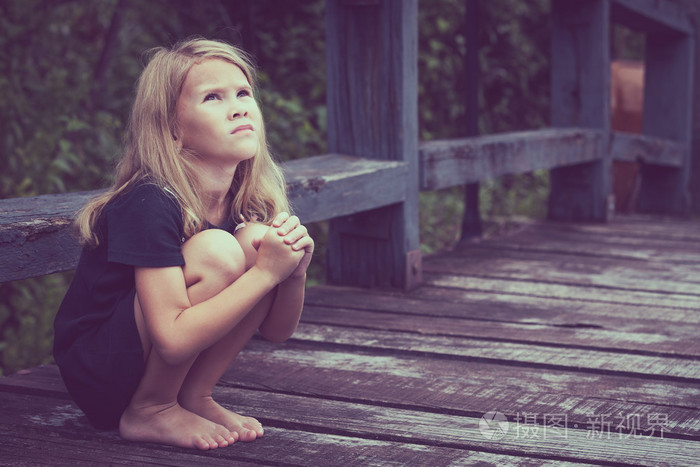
[0,0,695,289]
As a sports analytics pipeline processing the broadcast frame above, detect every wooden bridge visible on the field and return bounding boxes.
[1,0,699,465]
[2,215,700,464]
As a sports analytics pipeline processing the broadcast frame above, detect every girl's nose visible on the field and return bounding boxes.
[230,104,248,120]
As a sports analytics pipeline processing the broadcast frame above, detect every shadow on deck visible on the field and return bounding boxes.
[1,215,699,465]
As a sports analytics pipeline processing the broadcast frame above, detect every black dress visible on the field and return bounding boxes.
[54,182,189,429]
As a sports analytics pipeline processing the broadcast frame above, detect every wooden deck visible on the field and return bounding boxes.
[1,215,699,465]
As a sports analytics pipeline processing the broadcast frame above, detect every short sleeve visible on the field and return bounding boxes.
[106,184,185,267]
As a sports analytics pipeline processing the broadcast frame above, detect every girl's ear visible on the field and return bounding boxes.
[172,130,183,150]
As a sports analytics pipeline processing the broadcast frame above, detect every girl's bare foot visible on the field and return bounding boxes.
[119,401,236,450]
[180,395,264,442]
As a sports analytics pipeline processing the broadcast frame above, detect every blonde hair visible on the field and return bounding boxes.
[76,38,289,246]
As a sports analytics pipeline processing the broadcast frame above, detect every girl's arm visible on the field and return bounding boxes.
[238,213,315,343]
[135,215,304,366]
[258,273,306,342]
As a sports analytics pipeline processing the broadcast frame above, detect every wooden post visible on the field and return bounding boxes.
[460,0,482,239]
[548,0,611,222]
[689,1,700,216]
[638,30,694,214]
[325,0,421,289]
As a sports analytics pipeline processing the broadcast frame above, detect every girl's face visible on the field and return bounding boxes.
[176,59,261,168]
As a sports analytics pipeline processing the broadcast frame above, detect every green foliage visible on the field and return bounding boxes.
[0,273,73,376]
[0,0,552,374]
[419,0,550,253]
[419,188,465,255]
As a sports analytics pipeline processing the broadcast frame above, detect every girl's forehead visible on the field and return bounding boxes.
[185,59,249,87]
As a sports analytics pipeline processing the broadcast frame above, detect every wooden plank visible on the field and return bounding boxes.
[2,371,698,465]
[430,245,700,295]
[467,222,700,265]
[525,215,700,242]
[285,154,407,224]
[300,303,700,358]
[0,190,99,282]
[4,359,700,442]
[286,321,700,381]
[612,0,694,35]
[5,351,700,443]
[610,131,686,167]
[0,392,536,467]
[419,128,604,191]
[325,0,421,289]
[225,341,700,437]
[306,284,700,324]
[548,0,611,221]
[425,272,700,311]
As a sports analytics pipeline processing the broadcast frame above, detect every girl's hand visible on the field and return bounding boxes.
[254,213,305,283]
[272,213,314,280]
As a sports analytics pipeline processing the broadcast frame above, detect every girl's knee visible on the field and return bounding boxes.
[183,229,246,283]
[234,223,270,270]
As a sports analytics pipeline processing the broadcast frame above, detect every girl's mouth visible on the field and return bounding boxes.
[232,124,254,134]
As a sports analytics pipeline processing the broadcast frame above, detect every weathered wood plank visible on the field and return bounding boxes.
[610,131,686,167]
[285,154,407,224]
[0,392,536,467]
[306,284,700,327]
[428,247,700,296]
[225,342,700,438]
[2,372,698,465]
[0,190,99,282]
[5,352,699,444]
[300,303,700,358]
[287,321,700,381]
[612,0,694,35]
[468,223,700,265]
[425,272,700,311]
[419,128,604,191]
[523,215,700,242]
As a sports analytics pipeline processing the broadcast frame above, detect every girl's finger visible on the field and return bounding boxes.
[277,215,300,236]
[272,212,290,228]
[284,225,308,245]
[291,235,314,252]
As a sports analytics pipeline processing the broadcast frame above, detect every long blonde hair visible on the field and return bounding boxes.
[76,38,289,246]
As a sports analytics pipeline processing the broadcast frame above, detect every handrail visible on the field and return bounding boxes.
[0,0,695,288]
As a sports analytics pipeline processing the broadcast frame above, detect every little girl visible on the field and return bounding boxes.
[53,38,314,451]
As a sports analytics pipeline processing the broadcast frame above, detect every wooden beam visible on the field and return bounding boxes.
[325,0,421,289]
[611,0,693,35]
[548,0,612,222]
[0,155,406,283]
[285,154,406,224]
[610,131,686,167]
[0,191,98,282]
[419,128,604,191]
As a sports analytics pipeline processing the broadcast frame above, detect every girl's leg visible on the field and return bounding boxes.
[119,229,248,450]
[178,223,274,442]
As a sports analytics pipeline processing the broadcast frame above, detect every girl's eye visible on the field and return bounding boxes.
[237,89,251,98]
[204,93,220,101]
